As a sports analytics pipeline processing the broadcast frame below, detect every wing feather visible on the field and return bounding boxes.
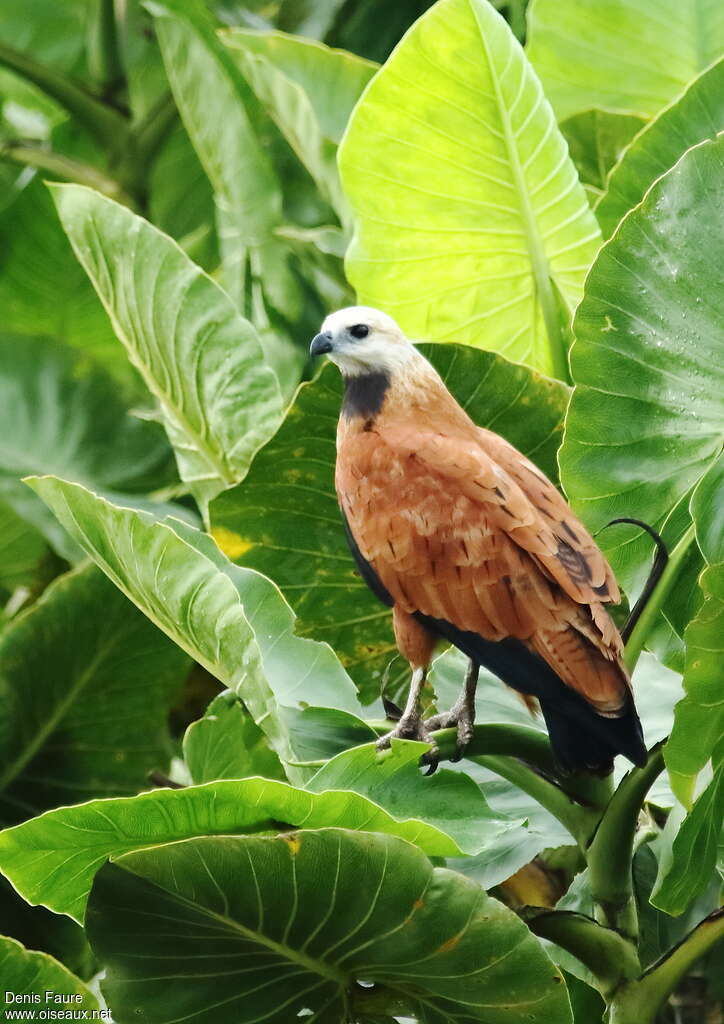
[337,421,628,710]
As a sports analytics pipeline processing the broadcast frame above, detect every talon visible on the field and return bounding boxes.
[420,747,440,775]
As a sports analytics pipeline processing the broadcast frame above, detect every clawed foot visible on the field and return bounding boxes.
[376,709,436,751]
[423,701,475,763]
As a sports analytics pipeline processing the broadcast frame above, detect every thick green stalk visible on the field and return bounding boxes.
[607,911,724,1024]
[0,144,135,207]
[368,721,607,844]
[586,744,666,940]
[524,911,640,997]
[473,753,600,847]
[0,42,127,149]
[87,0,123,88]
[624,523,696,672]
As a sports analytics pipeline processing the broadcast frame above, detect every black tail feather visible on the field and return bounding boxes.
[414,612,647,773]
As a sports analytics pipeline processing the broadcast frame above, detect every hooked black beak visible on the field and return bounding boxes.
[310,331,333,357]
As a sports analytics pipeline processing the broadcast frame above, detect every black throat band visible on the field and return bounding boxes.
[341,371,391,420]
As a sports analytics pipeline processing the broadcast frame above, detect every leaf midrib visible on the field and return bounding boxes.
[117,858,350,989]
[469,0,570,381]
[0,633,117,795]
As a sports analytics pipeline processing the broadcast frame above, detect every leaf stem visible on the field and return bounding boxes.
[87,0,123,89]
[624,523,696,673]
[524,910,640,997]
[607,911,724,1024]
[0,42,127,149]
[586,743,666,940]
[473,753,600,847]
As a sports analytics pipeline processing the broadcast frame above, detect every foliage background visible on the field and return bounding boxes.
[0,0,722,1021]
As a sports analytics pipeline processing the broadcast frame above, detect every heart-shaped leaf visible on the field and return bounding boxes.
[527,0,724,121]
[211,343,569,699]
[87,830,573,1023]
[51,184,283,515]
[26,476,361,775]
[0,935,98,1011]
[0,774,497,923]
[0,564,188,826]
[597,58,724,238]
[0,180,129,389]
[559,136,724,604]
[338,0,600,378]
[221,28,377,220]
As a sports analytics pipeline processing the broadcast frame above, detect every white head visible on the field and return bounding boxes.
[309,306,417,377]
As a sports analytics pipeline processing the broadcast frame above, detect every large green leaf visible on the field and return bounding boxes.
[0,935,98,1013]
[559,109,644,203]
[651,741,724,916]
[0,332,173,561]
[597,59,724,238]
[526,0,724,121]
[559,137,724,602]
[339,0,600,378]
[0,181,130,387]
[665,565,724,806]
[0,564,188,826]
[0,776,492,923]
[0,501,48,594]
[307,739,510,851]
[222,28,377,219]
[211,343,569,699]
[51,184,283,514]
[183,691,285,784]
[149,0,302,323]
[27,477,361,774]
[87,831,572,1024]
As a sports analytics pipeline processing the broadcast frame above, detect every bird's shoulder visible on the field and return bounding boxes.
[337,413,619,609]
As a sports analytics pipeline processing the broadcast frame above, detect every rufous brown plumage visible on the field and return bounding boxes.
[310,307,646,772]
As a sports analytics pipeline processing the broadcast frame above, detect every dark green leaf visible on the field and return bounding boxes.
[211,344,569,699]
[307,739,512,855]
[183,691,285,784]
[560,137,724,605]
[0,332,173,560]
[0,181,131,389]
[559,109,644,199]
[665,565,724,806]
[87,831,572,1023]
[0,564,188,825]
[0,935,97,1012]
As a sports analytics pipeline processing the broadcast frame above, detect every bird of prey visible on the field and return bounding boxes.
[310,307,646,773]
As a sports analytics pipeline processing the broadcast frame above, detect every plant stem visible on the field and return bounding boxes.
[368,720,608,844]
[0,143,136,207]
[607,911,724,1024]
[586,744,666,940]
[524,910,640,997]
[0,42,127,149]
[624,523,696,673]
[87,0,123,89]
[473,753,600,847]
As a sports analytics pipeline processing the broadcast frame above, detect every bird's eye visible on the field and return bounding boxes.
[349,324,369,339]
